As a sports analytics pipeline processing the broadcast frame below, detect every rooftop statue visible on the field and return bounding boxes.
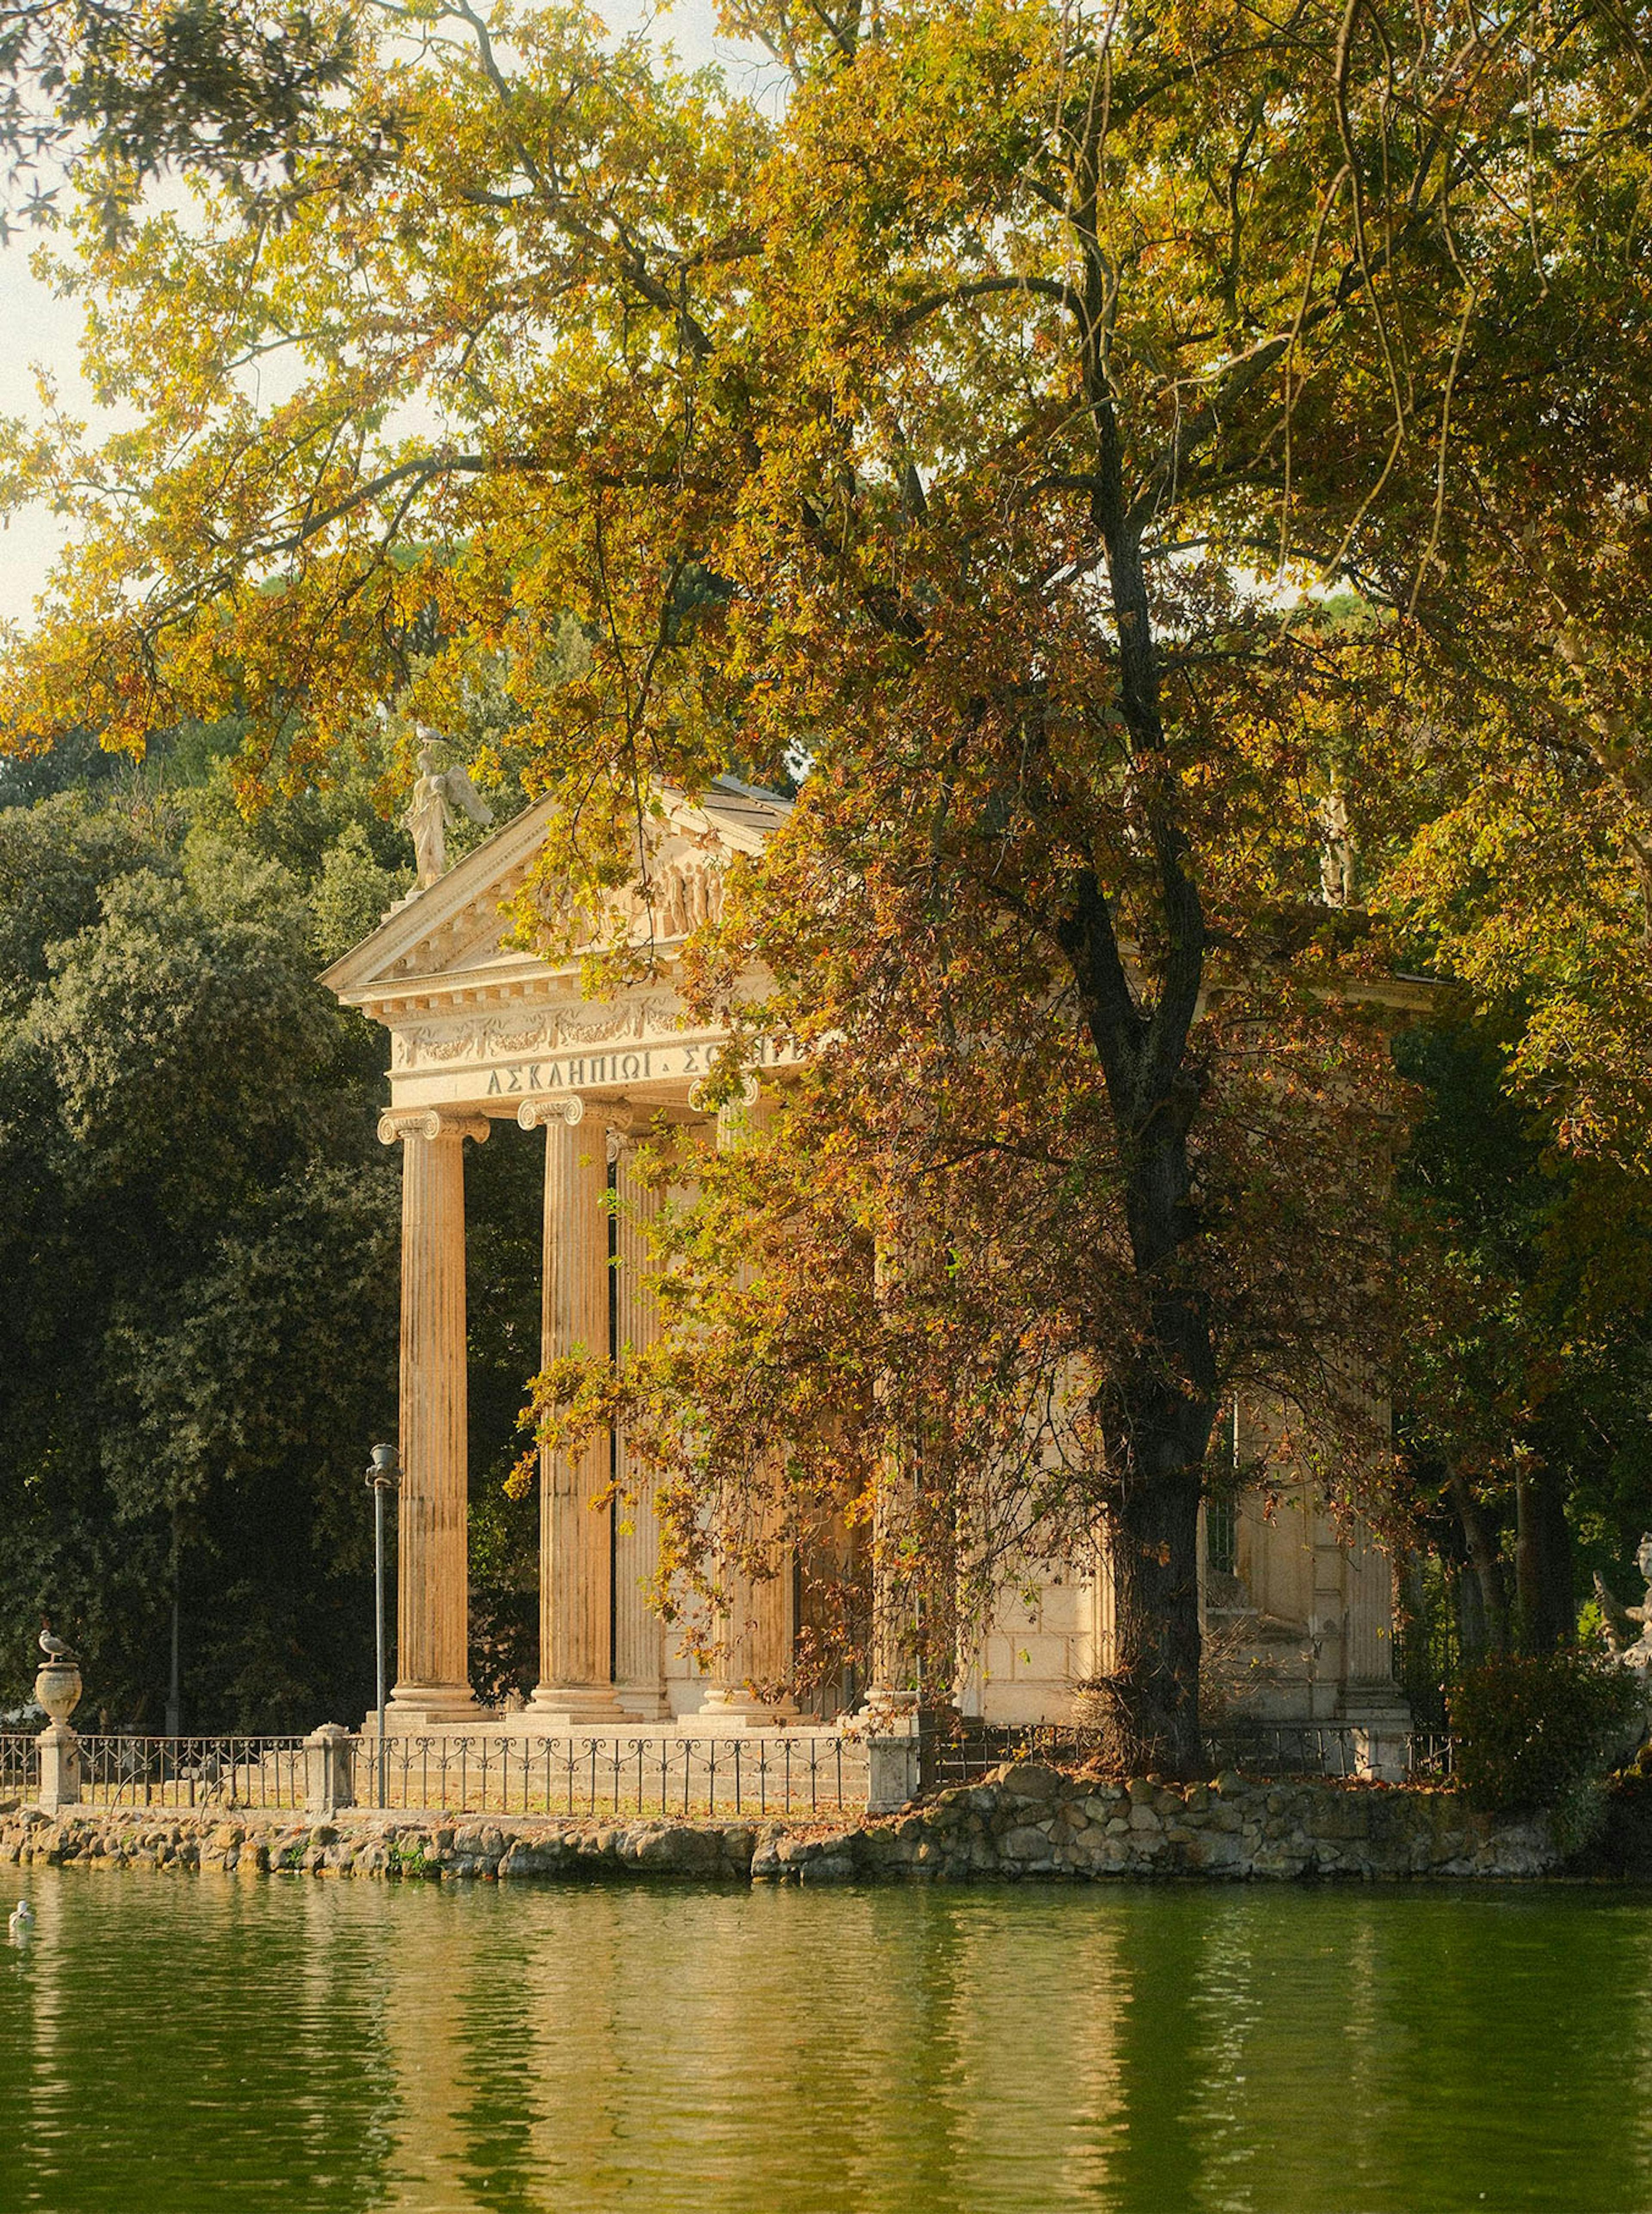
[404,733,493,887]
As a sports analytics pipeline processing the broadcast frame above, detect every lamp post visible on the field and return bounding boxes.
[366,1444,400,1808]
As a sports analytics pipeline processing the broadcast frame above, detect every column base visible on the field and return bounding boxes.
[858,1688,922,1732]
[528,1683,625,1726]
[36,1722,80,1815]
[700,1689,802,1731]
[386,1683,481,1728]
[615,1686,672,1721]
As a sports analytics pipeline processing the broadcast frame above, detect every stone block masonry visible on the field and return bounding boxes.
[0,1761,1560,1885]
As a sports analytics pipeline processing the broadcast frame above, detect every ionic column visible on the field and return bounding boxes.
[1084,1531,1118,1682]
[865,1224,917,1719]
[865,1216,956,1724]
[613,1140,669,1718]
[378,1107,489,1723]
[521,1095,621,1721]
[703,1087,798,1727]
[703,1558,798,1727]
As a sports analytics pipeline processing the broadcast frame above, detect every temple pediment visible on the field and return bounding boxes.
[322,776,795,1113]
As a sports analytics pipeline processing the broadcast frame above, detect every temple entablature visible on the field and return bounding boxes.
[324,778,799,1127]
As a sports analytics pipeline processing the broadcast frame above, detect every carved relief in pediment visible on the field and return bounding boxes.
[610,847,725,940]
[548,831,728,954]
[379,862,537,982]
[358,818,733,998]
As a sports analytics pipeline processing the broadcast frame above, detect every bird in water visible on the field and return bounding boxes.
[8,1900,33,1943]
[37,1619,76,1664]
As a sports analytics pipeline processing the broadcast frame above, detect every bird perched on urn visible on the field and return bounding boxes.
[403,731,493,887]
[37,1619,76,1663]
[8,1900,34,1943]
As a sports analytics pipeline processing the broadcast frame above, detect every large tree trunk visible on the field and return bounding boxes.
[1060,203,1214,1775]
[1092,1120,1219,1777]
[1446,1471,1510,1656]
[1099,1429,1211,1776]
[1454,1556,1489,1664]
[1514,1457,1573,1653]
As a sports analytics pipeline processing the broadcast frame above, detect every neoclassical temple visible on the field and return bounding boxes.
[324,778,1408,1737]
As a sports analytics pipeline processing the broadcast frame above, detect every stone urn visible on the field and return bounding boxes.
[34,1661,82,1728]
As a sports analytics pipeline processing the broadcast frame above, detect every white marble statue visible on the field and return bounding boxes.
[404,736,494,888]
[1595,1535,1652,1671]
[1590,1539,1652,1768]
[1623,1533,1652,1665]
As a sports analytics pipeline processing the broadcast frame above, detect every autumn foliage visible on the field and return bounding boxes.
[0,0,1648,1764]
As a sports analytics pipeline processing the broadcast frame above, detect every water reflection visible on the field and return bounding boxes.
[1,1872,1651,2211]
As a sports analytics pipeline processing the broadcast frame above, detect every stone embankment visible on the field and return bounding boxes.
[0,1760,1559,1885]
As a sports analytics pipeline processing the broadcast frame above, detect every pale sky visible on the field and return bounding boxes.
[0,0,770,628]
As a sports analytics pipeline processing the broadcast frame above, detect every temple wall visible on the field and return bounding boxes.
[953,1462,1403,1732]
[963,1571,1097,1724]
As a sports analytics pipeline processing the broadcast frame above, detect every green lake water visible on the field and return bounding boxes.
[0,1871,1648,2214]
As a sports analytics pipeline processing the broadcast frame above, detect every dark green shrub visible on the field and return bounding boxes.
[1449,1651,1646,1837]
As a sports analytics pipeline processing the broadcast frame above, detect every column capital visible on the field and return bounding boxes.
[378,1108,491,1147]
[602,1104,644,1164]
[518,1093,585,1131]
[689,1073,760,1116]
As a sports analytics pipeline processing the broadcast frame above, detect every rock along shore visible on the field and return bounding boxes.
[0,1759,1560,1885]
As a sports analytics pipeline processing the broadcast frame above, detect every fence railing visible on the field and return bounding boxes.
[356,1732,867,1818]
[5,1719,1457,1824]
[74,1734,309,1810]
[0,1733,40,1798]
[1208,1724,1455,1781]
[922,1719,1455,1787]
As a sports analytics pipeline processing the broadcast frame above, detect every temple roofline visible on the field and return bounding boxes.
[321,774,792,1007]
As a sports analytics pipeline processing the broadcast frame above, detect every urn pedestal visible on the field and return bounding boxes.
[34,1662,82,1814]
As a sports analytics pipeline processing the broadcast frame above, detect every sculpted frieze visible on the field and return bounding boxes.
[392,997,677,1071]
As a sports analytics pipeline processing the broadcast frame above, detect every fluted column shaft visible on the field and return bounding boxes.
[613,1149,669,1715]
[705,1562,796,1721]
[866,1218,956,1719]
[527,1100,620,1719]
[703,1090,797,1724]
[867,1226,912,1709]
[380,1108,487,1721]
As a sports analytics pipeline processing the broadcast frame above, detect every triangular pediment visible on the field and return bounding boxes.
[321,777,790,1010]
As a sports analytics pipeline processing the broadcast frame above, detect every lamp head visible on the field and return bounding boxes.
[367,1443,401,1490]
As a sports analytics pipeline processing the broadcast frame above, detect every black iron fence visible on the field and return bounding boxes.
[1210,1724,1455,1781]
[74,1735,308,1809]
[3,1720,1458,1823]
[0,1733,40,1799]
[355,1732,866,1818]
